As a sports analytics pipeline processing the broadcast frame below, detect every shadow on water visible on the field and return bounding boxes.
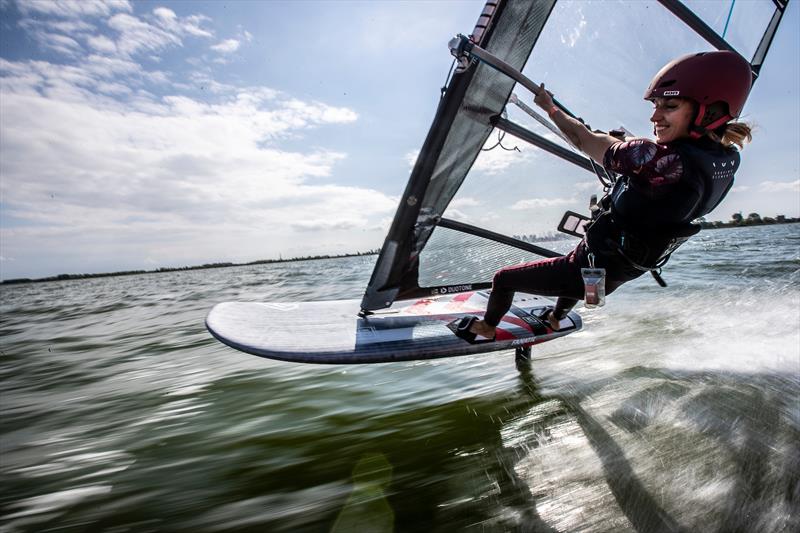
[517,358,688,533]
[510,363,799,533]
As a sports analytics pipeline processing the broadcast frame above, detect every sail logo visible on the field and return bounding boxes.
[432,284,473,295]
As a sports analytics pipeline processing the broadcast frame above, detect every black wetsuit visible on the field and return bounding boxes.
[483,136,739,327]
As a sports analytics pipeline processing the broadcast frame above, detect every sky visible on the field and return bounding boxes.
[0,0,798,280]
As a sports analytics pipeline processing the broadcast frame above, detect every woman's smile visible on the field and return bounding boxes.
[650,97,694,143]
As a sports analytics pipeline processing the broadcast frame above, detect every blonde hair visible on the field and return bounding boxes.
[708,121,753,149]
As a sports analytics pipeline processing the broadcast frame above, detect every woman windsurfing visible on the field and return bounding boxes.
[456,50,754,342]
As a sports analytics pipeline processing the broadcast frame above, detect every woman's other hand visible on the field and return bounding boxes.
[534,82,555,112]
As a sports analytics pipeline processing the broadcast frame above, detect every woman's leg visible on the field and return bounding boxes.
[467,243,643,338]
[553,296,580,320]
[482,248,585,327]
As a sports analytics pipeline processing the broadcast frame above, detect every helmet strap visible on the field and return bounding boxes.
[689,103,732,139]
[689,103,708,139]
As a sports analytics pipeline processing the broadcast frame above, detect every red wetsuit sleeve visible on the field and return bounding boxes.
[603,139,685,197]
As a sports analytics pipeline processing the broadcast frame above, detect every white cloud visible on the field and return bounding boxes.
[153,7,177,23]
[449,196,481,208]
[511,197,575,210]
[87,34,117,54]
[37,32,84,56]
[476,213,500,224]
[181,15,214,38]
[211,39,240,54]
[16,0,132,18]
[731,185,751,193]
[0,56,167,105]
[760,179,800,193]
[84,54,145,77]
[405,149,420,169]
[574,180,602,192]
[449,197,481,208]
[152,7,213,39]
[186,71,239,95]
[560,9,587,48]
[288,187,396,232]
[19,17,97,35]
[107,13,182,58]
[0,54,388,276]
[13,1,215,67]
[292,219,360,231]
[95,80,132,96]
[443,208,470,222]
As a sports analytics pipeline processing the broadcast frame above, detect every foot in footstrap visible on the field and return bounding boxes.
[449,316,496,345]
[537,307,563,331]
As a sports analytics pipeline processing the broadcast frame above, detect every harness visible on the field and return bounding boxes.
[585,138,739,285]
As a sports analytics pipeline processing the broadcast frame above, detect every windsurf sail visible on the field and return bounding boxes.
[360,0,788,314]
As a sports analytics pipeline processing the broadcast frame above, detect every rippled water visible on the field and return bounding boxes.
[2,225,799,532]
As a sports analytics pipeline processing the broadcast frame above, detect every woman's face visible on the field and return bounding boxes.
[650,97,694,143]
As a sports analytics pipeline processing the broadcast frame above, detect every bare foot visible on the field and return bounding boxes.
[470,319,496,339]
[547,311,561,331]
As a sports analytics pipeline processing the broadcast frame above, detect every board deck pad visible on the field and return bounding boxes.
[206,291,582,364]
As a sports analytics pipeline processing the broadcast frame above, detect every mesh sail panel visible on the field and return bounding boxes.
[417,225,574,289]
[360,0,557,311]
[412,0,557,257]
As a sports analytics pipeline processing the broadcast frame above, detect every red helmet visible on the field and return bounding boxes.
[644,51,753,135]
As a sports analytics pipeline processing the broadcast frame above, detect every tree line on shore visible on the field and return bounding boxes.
[1,249,381,285]
[3,214,797,285]
[697,212,798,229]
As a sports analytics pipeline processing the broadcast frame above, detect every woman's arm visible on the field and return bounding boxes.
[534,83,620,164]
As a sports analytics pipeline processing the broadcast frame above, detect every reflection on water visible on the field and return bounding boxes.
[332,453,394,533]
[1,225,799,532]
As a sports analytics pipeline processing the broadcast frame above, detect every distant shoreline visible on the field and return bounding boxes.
[2,220,797,285]
[698,217,799,230]
[1,250,379,286]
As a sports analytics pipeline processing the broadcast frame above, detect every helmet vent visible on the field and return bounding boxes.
[657,80,676,88]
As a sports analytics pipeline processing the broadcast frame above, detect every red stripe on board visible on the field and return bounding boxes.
[406,312,544,340]
[404,298,437,315]
[494,327,514,341]
[499,316,537,333]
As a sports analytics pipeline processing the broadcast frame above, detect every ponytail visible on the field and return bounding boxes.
[688,100,753,149]
[709,121,753,149]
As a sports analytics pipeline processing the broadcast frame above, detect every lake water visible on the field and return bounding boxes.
[1,224,798,532]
